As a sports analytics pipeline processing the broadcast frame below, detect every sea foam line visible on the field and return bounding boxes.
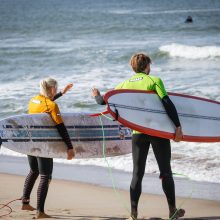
[159,43,220,59]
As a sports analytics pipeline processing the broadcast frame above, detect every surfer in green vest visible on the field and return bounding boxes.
[92,53,185,219]
[21,79,75,219]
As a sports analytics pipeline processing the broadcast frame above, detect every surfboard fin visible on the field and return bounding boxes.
[113,105,119,121]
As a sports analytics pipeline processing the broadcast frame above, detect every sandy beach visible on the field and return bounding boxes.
[0,173,220,220]
[1,0,220,219]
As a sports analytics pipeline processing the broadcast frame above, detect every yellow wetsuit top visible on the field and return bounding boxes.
[28,94,63,125]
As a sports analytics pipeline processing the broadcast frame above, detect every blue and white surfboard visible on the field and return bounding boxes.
[0,113,132,158]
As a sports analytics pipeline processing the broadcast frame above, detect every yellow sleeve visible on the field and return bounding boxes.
[50,103,63,125]
[115,81,125,89]
[154,77,168,99]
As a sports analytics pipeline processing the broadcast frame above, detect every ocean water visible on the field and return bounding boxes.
[0,0,220,183]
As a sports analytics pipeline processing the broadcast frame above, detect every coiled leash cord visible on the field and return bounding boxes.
[0,198,21,218]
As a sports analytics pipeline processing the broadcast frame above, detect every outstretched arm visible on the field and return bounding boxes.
[91,87,106,105]
[53,92,62,101]
[53,83,73,101]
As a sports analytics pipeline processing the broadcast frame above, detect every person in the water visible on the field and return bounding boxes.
[185,16,193,23]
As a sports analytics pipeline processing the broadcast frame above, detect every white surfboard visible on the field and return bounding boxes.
[0,112,132,158]
[104,89,220,142]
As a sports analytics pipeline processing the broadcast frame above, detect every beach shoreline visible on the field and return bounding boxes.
[1,173,220,220]
[1,154,220,201]
[1,156,220,220]
[0,0,220,219]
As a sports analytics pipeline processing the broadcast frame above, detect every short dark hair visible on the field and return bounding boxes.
[130,53,152,73]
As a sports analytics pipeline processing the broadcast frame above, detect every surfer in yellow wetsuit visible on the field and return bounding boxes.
[92,53,185,220]
[21,78,75,219]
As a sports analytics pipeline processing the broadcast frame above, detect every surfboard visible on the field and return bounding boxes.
[0,112,132,158]
[104,89,220,142]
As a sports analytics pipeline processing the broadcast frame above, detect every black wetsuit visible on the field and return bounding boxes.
[95,94,180,213]
[22,92,73,212]
[22,157,53,212]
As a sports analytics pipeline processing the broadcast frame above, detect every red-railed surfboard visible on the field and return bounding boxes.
[104,89,220,142]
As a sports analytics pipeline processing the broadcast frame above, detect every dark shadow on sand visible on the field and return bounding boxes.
[50,214,220,220]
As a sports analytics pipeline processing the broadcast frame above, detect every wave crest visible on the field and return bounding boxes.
[159,43,220,59]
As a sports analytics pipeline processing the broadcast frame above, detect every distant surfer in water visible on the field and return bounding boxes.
[21,78,75,219]
[92,53,185,219]
[185,15,193,23]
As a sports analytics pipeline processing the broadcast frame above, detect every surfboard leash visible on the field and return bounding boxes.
[100,112,114,121]
[0,198,21,218]
[99,107,119,121]
[98,115,131,217]
[98,114,193,220]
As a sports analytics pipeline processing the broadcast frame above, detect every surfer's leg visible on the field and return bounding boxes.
[37,174,51,212]
[36,157,53,217]
[151,137,185,218]
[22,156,39,211]
[130,134,150,219]
[151,137,175,207]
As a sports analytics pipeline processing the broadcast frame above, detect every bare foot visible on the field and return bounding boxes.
[169,208,185,219]
[33,211,51,219]
[21,204,36,211]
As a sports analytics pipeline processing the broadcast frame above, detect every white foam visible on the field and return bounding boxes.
[109,8,220,15]
[142,8,220,15]
[0,146,25,157]
[159,43,220,59]
[2,140,219,183]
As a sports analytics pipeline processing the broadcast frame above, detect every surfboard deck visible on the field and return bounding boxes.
[104,89,220,142]
[0,113,132,158]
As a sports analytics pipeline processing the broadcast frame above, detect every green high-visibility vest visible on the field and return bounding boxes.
[115,72,168,134]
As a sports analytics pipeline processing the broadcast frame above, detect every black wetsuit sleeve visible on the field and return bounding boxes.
[55,123,73,150]
[52,92,63,101]
[161,95,181,127]
[95,95,106,105]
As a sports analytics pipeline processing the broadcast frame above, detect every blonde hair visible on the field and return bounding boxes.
[130,53,152,73]
[39,77,58,99]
